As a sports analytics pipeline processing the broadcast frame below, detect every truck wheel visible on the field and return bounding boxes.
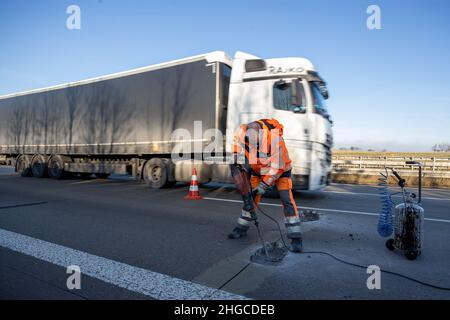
[16,155,32,177]
[31,154,48,178]
[385,239,395,251]
[95,173,110,179]
[48,155,71,180]
[143,158,167,189]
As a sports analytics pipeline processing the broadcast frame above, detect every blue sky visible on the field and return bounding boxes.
[0,0,449,151]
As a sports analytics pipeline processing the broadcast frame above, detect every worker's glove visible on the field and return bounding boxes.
[252,182,269,197]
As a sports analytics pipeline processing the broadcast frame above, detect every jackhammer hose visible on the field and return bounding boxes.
[253,202,450,291]
[377,170,394,237]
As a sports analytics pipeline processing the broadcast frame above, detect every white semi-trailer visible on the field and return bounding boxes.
[0,51,332,190]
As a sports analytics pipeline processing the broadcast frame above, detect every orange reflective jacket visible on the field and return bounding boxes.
[232,118,292,186]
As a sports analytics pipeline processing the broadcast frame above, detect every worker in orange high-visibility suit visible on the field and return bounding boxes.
[228,118,303,252]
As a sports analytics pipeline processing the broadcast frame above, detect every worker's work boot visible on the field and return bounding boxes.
[290,237,303,253]
[228,226,248,239]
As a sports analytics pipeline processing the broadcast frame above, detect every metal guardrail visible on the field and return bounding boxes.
[332,154,450,178]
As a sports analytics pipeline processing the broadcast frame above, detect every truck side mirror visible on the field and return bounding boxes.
[317,82,329,99]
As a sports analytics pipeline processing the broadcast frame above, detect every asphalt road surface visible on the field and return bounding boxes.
[1,166,449,300]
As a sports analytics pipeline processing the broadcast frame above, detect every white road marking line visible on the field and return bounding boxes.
[204,197,450,224]
[0,228,248,300]
[321,190,450,201]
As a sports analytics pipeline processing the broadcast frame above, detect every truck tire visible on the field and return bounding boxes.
[16,154,32,177]
[48,155,71,180]
[31,154,48,178]
[143,158,168,189]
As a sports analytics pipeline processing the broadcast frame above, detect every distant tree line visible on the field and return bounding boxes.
[338,147,387,152]
[432,143,450,152]
[338,143,450,152]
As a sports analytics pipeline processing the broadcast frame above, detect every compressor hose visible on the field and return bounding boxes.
[253,203,450,292]
[377,170,394,237]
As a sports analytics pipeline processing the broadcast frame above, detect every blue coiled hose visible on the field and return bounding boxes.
[377,170,394,237]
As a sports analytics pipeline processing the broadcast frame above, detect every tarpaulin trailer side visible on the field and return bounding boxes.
[0,58,230,157]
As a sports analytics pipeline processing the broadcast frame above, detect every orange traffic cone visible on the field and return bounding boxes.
[185,168,202,200]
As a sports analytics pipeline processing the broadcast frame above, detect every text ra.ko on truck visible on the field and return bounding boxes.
[0,51,332,191]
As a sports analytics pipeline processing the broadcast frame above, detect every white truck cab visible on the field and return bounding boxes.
[226,52,333,191]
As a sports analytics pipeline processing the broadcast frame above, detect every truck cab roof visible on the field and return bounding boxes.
[231,52,318,83]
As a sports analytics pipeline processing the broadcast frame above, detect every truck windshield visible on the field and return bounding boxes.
[273,80,306,113]
[311,82,328,117]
